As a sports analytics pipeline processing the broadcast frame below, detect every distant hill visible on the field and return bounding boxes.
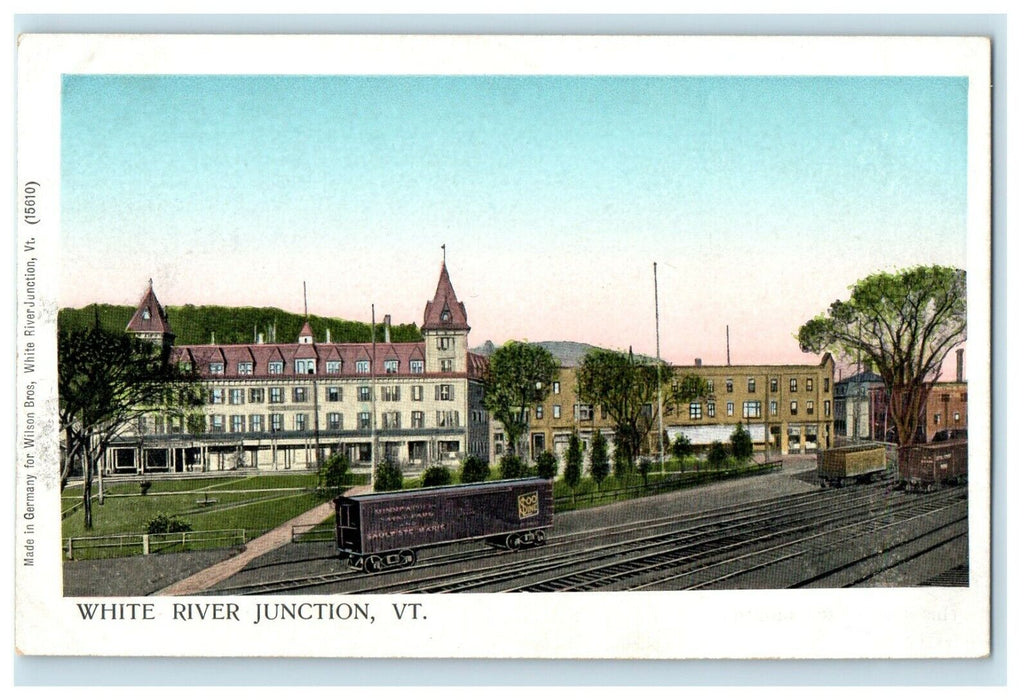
[472,340,653,367]
[58,304,422,346]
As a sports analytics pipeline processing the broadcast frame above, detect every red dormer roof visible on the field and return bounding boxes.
[126,280,174,337]
[422,263,470,332]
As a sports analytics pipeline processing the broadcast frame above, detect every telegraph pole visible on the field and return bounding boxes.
[654,263,665,474]
[371,304,378,470]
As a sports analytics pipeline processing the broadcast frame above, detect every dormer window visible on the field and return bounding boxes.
[441,310,450,322]
[142,309,151,320]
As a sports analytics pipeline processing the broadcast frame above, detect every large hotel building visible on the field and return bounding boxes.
[105,263,836,475]
[109,264,489,474]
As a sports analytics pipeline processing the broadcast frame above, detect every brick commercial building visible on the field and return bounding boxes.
[495,353,836,466]
[106,264,490,474]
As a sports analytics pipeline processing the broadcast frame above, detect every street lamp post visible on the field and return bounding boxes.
[309,367,321,470]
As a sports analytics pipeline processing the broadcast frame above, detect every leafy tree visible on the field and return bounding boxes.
[146,513,192,535]
[707,441,730,469]
[589,431,611,484]
[798,265,966,447]
[373,459,404,492]
[671,434,692,461]
[317,452,352,497]
[730,423,754,461]
[500,454,528,480]
[535,450,559,480]
[563,434,583,491]
[460,455,490,483]
[613,440,633,481]
[422,465,453,487]
[483,342,560,458]
[58,326,204,529]
[638,458,653,486]
[577,348,705,463]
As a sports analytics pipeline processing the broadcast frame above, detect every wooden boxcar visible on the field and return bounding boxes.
[334,478,554,572]
[898,440,968,491]
[818,444,889,487]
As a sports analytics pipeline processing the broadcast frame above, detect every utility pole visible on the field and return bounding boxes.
[654,262,665,475]
[371,304,378,470]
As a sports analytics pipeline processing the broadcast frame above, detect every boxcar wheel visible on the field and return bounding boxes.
[365,555,384,573]
[505,533,522,550]
[533,530,547,545]
[400,549,417,567]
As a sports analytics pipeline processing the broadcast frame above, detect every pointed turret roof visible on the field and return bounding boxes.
[422,262,470,332]
[126,280,174,338]
[298,320,315,344]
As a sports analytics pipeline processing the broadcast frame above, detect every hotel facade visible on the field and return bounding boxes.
[107,264,490,474]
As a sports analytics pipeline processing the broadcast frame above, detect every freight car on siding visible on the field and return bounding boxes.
[333,478,554,573]
[898,440,968,492]
[818,443,890,487]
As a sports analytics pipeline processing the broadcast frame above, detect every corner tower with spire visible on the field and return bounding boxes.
[126,279,175,352]
[422,261,470,374]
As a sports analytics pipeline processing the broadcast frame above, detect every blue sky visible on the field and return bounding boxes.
[61,74,968,367]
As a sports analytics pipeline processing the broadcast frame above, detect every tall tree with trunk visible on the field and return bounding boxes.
[576,348,705,463]
[483,342,560,458]
[58,327,203,529]
[798,265,966,447]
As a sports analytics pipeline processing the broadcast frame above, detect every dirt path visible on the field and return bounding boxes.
[154,485,371,596]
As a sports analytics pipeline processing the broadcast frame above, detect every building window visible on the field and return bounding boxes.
[384,359,399,374]
[790,378,798,392]
[824,401,831,417]
[230,415,245,433]
[553,381,561,395]
[411,385,423,401]
[249,388,265,403]
[209,362,224,375]
[410,360,425,374]
[295,414,307,431]
[440,359,454,372]
[382,412,400,429]
[269,413,283,432]
[954,412,961,423]
[806,378,814,392]
[576,404,594,421]
[268,361,284,375]
[806,401,814,415]
[743,401,761,418]
[770,378,779,392]
[411,411,425,429]
[358,386,371,402]
[535,405,544,420]
[823,378,830,393]
[249,414,264,432]
[934,413,942,425]
[726,401,734,417]
[690,402,702,420]
[437,410,460,428]
[437,336,452,350]
[358,412,371,430]
[237,362,253,375]
[790,401,798,416]
[326,361,342,374]
[209,415,226,433]
[726,378,734,393]
[747,378,756,393]
[269,387,284,404]
[553,405,561,419]
[437,384,454,401]
[295,359,315,375]
[355,360,370,374]
[327,413,341,430]
[707,401,716,417]
[770,400,778,417]
[293,387,308,402]
[382,385,400,402]
[229,389,244,405]
[706,380,714,394]
[210,388,227,405]
[326,386,341,402]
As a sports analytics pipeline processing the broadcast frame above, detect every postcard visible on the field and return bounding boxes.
[15,34,991,658]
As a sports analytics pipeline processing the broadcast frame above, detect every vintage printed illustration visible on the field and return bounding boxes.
[15,35,991,658]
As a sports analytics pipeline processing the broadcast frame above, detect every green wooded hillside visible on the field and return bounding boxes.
[58,304,422,345]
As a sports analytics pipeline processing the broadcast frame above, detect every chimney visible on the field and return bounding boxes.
[384,314,392,343]
[956,348,964,382]
[694,358,702,367]
[257,332,264,344]
[326,328,332,344]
